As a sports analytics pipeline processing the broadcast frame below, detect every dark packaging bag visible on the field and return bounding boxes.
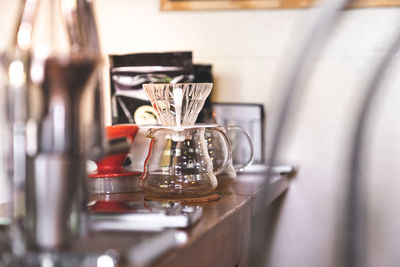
[193,64,213,123]
[109,52,195,124]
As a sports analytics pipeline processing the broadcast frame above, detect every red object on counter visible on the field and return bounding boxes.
[88,200,133,213]
[89,124,140,178]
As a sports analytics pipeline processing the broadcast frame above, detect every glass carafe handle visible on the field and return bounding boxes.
[225,126,254,172]
[209,128,232,175]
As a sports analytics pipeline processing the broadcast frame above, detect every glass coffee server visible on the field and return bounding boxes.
[140,83,232,198]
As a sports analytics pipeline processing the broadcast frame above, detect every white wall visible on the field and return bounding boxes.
[1,0,400,266]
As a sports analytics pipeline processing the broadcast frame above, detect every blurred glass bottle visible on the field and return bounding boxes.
[5,0,105,256]
[0,48,11,227]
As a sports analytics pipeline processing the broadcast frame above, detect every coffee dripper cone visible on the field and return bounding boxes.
[143,83,213,127]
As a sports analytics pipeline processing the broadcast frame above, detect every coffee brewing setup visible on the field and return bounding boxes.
[0,0,390,266]
[139,83,232,198]
[0,0,243,265]
[0,0,300,265]
[0,0,203,266]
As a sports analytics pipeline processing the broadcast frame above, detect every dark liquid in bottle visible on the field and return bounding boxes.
[32,56,98,154]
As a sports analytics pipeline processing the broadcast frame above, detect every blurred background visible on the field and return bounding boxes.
[2,1,400,266]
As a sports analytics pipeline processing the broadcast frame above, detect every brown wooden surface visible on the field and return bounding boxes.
[0,171,289,267]
[160,0,400,10]
[151,194,251,267]
[130,172,288,267]
[144,193,220,203]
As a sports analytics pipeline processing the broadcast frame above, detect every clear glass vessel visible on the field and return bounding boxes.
[207,126,254,188]
[140,125,232,198]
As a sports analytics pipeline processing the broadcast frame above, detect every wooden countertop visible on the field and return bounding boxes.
[81,171,290,267]
[0,171,290,267]
[149,172,290,267]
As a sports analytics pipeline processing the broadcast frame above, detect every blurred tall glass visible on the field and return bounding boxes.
[4,0,105,259]
[0,54,10,223]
